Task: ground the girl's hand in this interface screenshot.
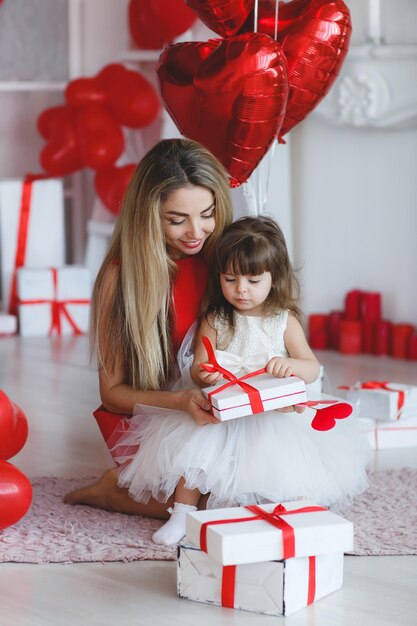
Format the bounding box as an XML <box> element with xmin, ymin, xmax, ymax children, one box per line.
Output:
<box><xmin>177</xmin><ymin>389</ymin><xmax>220</xmax><ymax>426</ymax></box>
<box><xmin>266</xmin><ymin>357</ymin><xmax>294</xmax><ymax>378</ymax></box>
<box><xmin>196</xmin><ymin>363</ymin><xmax>224</xmax><ymax>387</ymax></box>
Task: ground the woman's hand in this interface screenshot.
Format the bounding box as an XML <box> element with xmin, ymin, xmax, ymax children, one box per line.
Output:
<box><xmin>266</xmin><ymin>357</ymin><xmax>294</xmax><ymax>378</ymax></box>
<box><xmin>176</xmin><ymin>389</ymin><xmax>220</xmax><ymax>425</ymax></box>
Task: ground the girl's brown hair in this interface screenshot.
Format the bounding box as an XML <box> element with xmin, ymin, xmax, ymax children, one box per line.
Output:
<box><xmin>204</xmin><ymin>216</ymin><xmax>301</xmax><ymax>329</ymax></box>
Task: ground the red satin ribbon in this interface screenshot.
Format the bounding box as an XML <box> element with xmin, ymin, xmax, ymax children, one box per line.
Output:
<box><xmin>18</xmin><ymin>268</ymin><xmax>89</xmax><ymax>336</ymax></box>
<box><xmin>202</xmin><ymin>335</ymin><xmax>268</xmax><ymax>414</ymax></box>
<box><xmin>213</xmin><ymin>504</ymin><xmax>323</xmax><ymax>609</ymax></box>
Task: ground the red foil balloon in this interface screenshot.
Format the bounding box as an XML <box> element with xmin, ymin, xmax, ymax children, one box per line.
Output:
<box><xmin>185</xmin><ymin>0</ymin><xmax>253</xmax><ymax>37</ymax></box>
<box><xmin>0</xmin><ymin>460</ymin><xmax>32</xmax><ymax>530</ymax></box>
<box><xmin>158</xmin><ymin>33</ymin><xmax>288</xmax><ymax>187</ymax></box>
<box><xmin>94</xmin><ymin>164</ymin><xmax>137</xmax><ymax>216</ymax></box>
<box><xmin>0</xmin><ymin>390</ymin><xmax>28</xmax><ymax>460</ymax></box>
<box><xmin>241</xmin><ymin>0</ymin><xmax>352</xmax><ymax>140</ymax></box>
<box><xmin>129</xmin><ymin>0</ymin><xmax>197</xmax><ymax>50</ymax></box>
<box><xmin>38</xmin><ymin>106</ymin><xmax>83</xmax><ymax>176</ymax></box>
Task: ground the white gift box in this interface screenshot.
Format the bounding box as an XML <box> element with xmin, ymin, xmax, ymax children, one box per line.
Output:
<box><xmin>186</xmin><ymin>500</ymin><xmax>353</xmax><ymax>566</ymax></box>
<box><xmin>17</xmin><ymin>267</ymin><xmax>91</xmax><ymax>337</ymax></box>
<box><xmin>178</xmin><ymin>543</ymin><xmax>344</xmax><ymax>617</ymax></box>
<box><xmin>203</xmin><ymin>374</ymin><xmax>307</xmax><ymax>421</ymax></box>
<box><xmin>0</xmin><ymin>178</ymin><xmax>65</xmax><ymax>313</ymax></box>
<box><xmin>359</xmin><ymin>416</ymin><xmax>417</xmax><ymax>449</ymax></box>
<box><xmin>0</xmin><ymin>313</ymin><xmax>17</xmax><ymax>336</ymax></box>
<box><xmin>344</xmin><ymin>382</ymin><xmax>417</xmax><ymax>422</ymax></box>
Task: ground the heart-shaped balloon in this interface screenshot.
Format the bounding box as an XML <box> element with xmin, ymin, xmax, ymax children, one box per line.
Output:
<box><xmin>241</xmin><ymin>0</ymin><xmax>352</xmax><ymax>140</ymax></box>
<box><xmin>65</xmin><ymin>76</ymin><xmax>106</xmax><ymax>108</ymax></box>
<box><xmin>74</xmin><ymin>104</ymin><xmax>125</xmax><ymax>170</ymax></box>
<box><xmin>38</xmin><ymin>106</ymin><xmax>84</xmax><ymax>176</ymax></box>
<box><xmin>0</xmin><ymin>460</ymin><xmax>32</xmax><ymax>530</ymax></box>
<box><xmin>94</xmin><ymin>164</ymin><xmax>136</xmax><ymax>215</ymax></box>
<box><xmin>311</xmin><ymin>402</ymin><xmax>353</xmax><ymax>431</ymax></box>
<box><xmin>129</xmin><ymin>0</ymin><xmax>197</xmax><ymax>50</ymax></box>
<box><xmin>185</xmin><ymin>0</ymin><xmax>253</xmax><ymax>37</ymax></box>
<box><xmin>158</xmin><ymin>33</ymin><xmax>288</xmax><ymax>187</ymax></box>
<box><xmin>0</xmin><ymin>390</ymin><xmax>28</xmax><ymax>461</ymax></box>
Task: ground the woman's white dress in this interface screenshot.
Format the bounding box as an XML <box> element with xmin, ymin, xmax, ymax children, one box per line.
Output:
<box><xmin>115</xmin><ymin>311</ymin><xmax>371</xmax><ymax>510</ymax></box>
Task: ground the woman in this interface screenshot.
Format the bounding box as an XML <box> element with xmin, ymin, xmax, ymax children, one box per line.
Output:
<box><xmin>64</xmin><ymin>138</ymin><xmax>234</xmax><ymax>518</ymax></box>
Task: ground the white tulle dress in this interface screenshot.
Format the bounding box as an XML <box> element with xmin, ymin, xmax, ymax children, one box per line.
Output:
<box><xmin>115</xmin><ymin>311</ymin><xmax>372</xmax><ymax>510</ymax></box>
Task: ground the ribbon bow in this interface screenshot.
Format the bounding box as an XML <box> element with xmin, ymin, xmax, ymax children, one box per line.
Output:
<box><xmin>201</xmin><ymin>335</ymin><xmax>268</xmax><ymax>414</ymax></box>
<box><xmin>340</xmin><ymin>380</ymin><xmax>406</xmax><ymax>419</ymax></box>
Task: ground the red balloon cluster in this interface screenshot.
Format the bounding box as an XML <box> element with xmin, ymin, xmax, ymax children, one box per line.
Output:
<box><xmin>128</xmin><ymin>0</ymin><xmax>197</xmax><ymax>50</ymax></box>
<box><xmin>0</xmin><ymin>390</ymin><xmax>32</xmax><ymax>531</ymax></box>
<box><xmin>38</xmin><ymin>64</ymin><xmax>160</xmax><ymax>215</ymax></box>
<box><xmin>159</xmin><ymin>0</ymin><xmax>351</xmax><ymax>186</ymax></box>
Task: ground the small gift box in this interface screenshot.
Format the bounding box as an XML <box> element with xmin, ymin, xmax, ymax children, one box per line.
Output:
<box><xmin>203</xmin><ymin>374</ymin><xmax>307</xmax><ymax>421</ymax></box>
<box><xmin>178</xmin><ymin>543</ymin><xmax>344</xmax><ymax>617</ymax></box>
<box><xmin>17</xmin><ymin>266</ymin><xmax>91</xmax><ymax>337</ymax></box>
<box><xmin>343</xmin><ymin>381</ymin><xmax>417</xmax><ymax>422</ymax></box>
<box><xmin>359</xmin><ymin>416</ymin><xmax>417</xmax><ymax>449</ymax></box>
<box><xmin>0</xmin><ymin>313</ymin><xmax>17</xmax><ymax>336</ymax></box>
<box><xmin>0</xmin><ymin>178</ymin><xmax>65</xmax><ymax>314</ymax></box>
<box><xmin>186</xmin><ymin>501</ymin><xmax>353</xmax><ymax>566</ymax></box>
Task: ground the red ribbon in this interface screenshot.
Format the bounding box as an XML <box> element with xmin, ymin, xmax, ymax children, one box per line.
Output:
<box><xmin>18</xmin><ymin>268</ymin><xmax>89</xmax><ymax>336</ymax></box>
<box><xmin>341</xmin><ymin>381</ymin><xmax>405</xmax><ymax>420</ymax></box>
<box><xmin>213</xmin><ymin>504</ymin><xmax>323</xmax><ymax>609</ymax></box>
<box><xmin>202</xmin><ymin>335</ymin><xmax>268</xmax><ymax>414</ymax></box>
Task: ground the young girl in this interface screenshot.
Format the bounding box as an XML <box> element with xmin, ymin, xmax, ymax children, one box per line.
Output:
<box><xmin>116</xmin><ymin>217</ymin><xmax>371</xmax><ymax>545</ymax></box>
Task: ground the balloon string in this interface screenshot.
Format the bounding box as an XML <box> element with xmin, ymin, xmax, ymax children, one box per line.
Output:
<box><xmin>253</xmin><ymin>0</ymin><xmax>258</xmax><ymax>33</ymax></box>
<box><xmin>274</xmin><ymin>0</ymin><xmax>279</xmax><ymax>40</ymax></box>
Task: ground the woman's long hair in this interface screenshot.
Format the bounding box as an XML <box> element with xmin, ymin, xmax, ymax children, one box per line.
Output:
<box><xmin>91</xmin><ymin>138</ymin><xmax>233</xmax><ymax>390</ymax></box>
<box><xmin>204</xmin><ymin>216</ymin><xmax>301</xmax><ymax>332</ymax></box>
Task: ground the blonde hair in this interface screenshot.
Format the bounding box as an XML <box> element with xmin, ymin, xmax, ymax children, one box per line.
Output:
<box><xmin>204</xmin><ymin>216</ymin><xmax>301</xmax><ymax>329</ymax></box>
<box><xmin>91</xmin><ymin>138</ymin><xmax>233</xmax><ymax>390</ymax></box>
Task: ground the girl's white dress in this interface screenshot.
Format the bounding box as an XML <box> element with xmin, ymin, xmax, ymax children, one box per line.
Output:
<box><xmin>115</xmin><ymin>311</ymin><xmax>371</xmax><ymax>510</ymax></box>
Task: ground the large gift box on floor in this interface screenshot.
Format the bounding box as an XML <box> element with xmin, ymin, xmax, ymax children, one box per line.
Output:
<box><xmin>203</xmin><ymin>375</ymin><xmax>307</xmax><ymax>421</ymax></box>
<box><xmin>0</xmin><ymin>313</ymin><xmax>17</xmax><ymax>336</ymax></box>
<box><xmin>17</xmin><ymin>267</ymin><xmax>91</xmax><ymax>336</ymax></box>
<box><xmin>0</xmin><ymin>178</ymin><xmax>65</xmax><ymax>313</ymax></box>
<box><xmin>359</xmin><ymin>416</ymin><xmax>417</xmax><ymax>449</ymax></box>
<box><xmin>178</xmin><ymin>543</ymin><xmax>344</xmax><ymax>617</ymax></box>
<box><xmin>343</xmin><ymin>381</ymin><xmax>417</xmax><ymax>422</ymax></box>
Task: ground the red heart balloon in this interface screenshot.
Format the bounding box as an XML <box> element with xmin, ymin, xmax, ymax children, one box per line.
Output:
<box><xmin>158</xmin><ymin>33</ymin><xmax>288</xmax><ymax>187</ymax></box>
<box><xmin>0</xmin><ymin>460</ymin><xmax>32</xmax><ymax>530</ymax></box>
<box><xmin>185</xmin><ymin>0</ymin><xmax>253</xmax><ymax>37</ymax></box>
<box><xmin>94</xmin><ymin>164</ymin><xmax>136</xmax><ymax>215</ymax></box>
<box><xmin>241</xmin><ymin>0</ymin><xmax>352</xmax><ymax>140</ymax></box>
<box><xmin>65</xmin><ymin>76</ymin><xmax>106</xmax><ymax>108</ymax></box>
<box><xmin>38</xmin><ymin>106</ymin><xmax>84</xmax><ymax>176</ymax></box>
<box><xmin>311</xmin><ymin>402</ymin><xmax>353</xmax><ymax>431</ymax></box>
<box><xmin>74</xmin><ymin>104</ymin><xmax>125</xmax><ymax>170</ymax></box>
<box><xmin>0</xmin><ymin>390</ymin><xmax>29</xmax><ymax>460</ymax></box>
<box><xmin>129</xmin><ymin>0</ymin><xmax>197</xmax><ymax>50</ymax></box>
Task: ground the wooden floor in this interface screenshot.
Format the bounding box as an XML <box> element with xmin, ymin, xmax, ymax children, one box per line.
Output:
<box><xmin>1</xmin><ymin>336</ymin><xmax>417</xmax><ymax>626</ymax></box>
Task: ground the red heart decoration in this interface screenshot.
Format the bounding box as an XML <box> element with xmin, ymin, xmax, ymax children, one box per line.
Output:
<box><xmin>0</xmin><ymin>460</ymin><xmax>32</xmax><ymax>530</ymax></box>
<box><xmin>38</xmin><ymin>106</ymin><xmax>84</xmax><ymax>176</ymax></box>
<box><xmin>129</xmin><ymin>0</ymin><xmax>197</xmax><ymax>50</ymax></box>
<box><xmin>94</xmin><ymin>164</ymin><xmax>136</xmax><ymax>215</ymax></box>
<box><xmin>158</xmin><ymin>33</ymin><xmax>288</xmax><ymax>187</ymax></box>
<box><xmin>65</xmin><ymin>76</ymin><xmax>106</xmax><ymax>108</ymax></box>
<box><xmin>241</xmin><ymin>0</ymin><xmax>352</xmax><ymax>140</ymax></box>
<box><xmin>74</xmin><ymin>104</ymin><xmax>125</xmax><ymax>170</ymax></box>
<box><xmin>0</xmin><ymin>390</ymin><xmax>28</xmax><ymax>461</ymax></box>
<box><xmin>185</xmin><ymin>0</ymin><xmax>253</xmax><ymax>37</ymax></box>
<box><xmin>311</xmin><ymin>402</ymin><xmax>353</xmax><ymax>431</ymax></box>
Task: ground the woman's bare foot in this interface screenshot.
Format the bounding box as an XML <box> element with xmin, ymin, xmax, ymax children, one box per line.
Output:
<box><xmin>64</xmin><ymin>468</ymin><xmax>119</xmax><ymax>510</ymax></box>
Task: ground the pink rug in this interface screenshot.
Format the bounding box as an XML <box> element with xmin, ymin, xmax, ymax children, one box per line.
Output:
<box><xmin>0</xmin><ymin>469</ymin><xmax>416</xmax><ymax>563</ymax></box>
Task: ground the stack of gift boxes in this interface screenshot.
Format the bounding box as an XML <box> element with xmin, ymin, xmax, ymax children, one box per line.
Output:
<box><xmin>339</xmin><ymin>381</ymin><xmax>417</xmax><ymax>450</ymax></box>
<box><xmin>178</xmin><ymin>501</ymin><xmax>354</xmax><ymax>616</ymax></box>
<box><xmin>0</xmin><ymin>177</ymin><xmax>91</xmax><ymax>336</ymax></box>
<box><xmin>308</xmin><ymin>289</ymin><xmax>417</xmax><ymax>360</ymax></box>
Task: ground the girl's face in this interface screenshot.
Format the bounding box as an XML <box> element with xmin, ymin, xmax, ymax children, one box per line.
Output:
<box><xmin>162</xmin><ymin>185</ymin><xmax>215</xmax><ymax>260</ymax></box>
<box><xmin>220</xmin><ymin>270</ymin><xmax>272</xmax><ymax>316</ymax></box>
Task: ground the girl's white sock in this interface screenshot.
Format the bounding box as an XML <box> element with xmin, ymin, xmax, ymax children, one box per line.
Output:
<box><xmin>152</xmin><ymin>502</ymin><xmax>197</xmax><ymax>546</ymax></box>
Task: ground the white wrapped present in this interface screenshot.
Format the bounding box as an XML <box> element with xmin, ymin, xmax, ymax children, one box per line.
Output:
<box><xmin>0</xmin><ymin>313</ymin><xmax>17</xmax><ymax>336</ymax></box>
<box><xmin>186</xmin><ymin>500</ymin><xmax>353</xmax><ymax>566</ymax></box>
<box><xmin>359</xmin><ymin>416</ymin><xmax>417</xmax><ymax>449</ymax></box>
<box><xmin>342</xmin><ymin>381</ymin><xmax>417</xmax><ymax>421</ymax></box>
<box><xmin>0</xmin><ymin>177</ymin><xmax>65</xmax><ymax>314</ymax></box>
<box><xmin>17</xmin><ymin>267</ymin><xmax>91</xmax><ymax>337</ymax></box>
<box><xmin>178</xmin><ymin>543</ymin><xmax>344</xmax><ymax>617</ymax></box>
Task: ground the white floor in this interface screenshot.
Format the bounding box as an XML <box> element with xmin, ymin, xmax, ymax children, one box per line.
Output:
<box><xmin>1</xmin><ymin>336</ymin><xmax>417</xmax><ymax>626</ymax></box>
